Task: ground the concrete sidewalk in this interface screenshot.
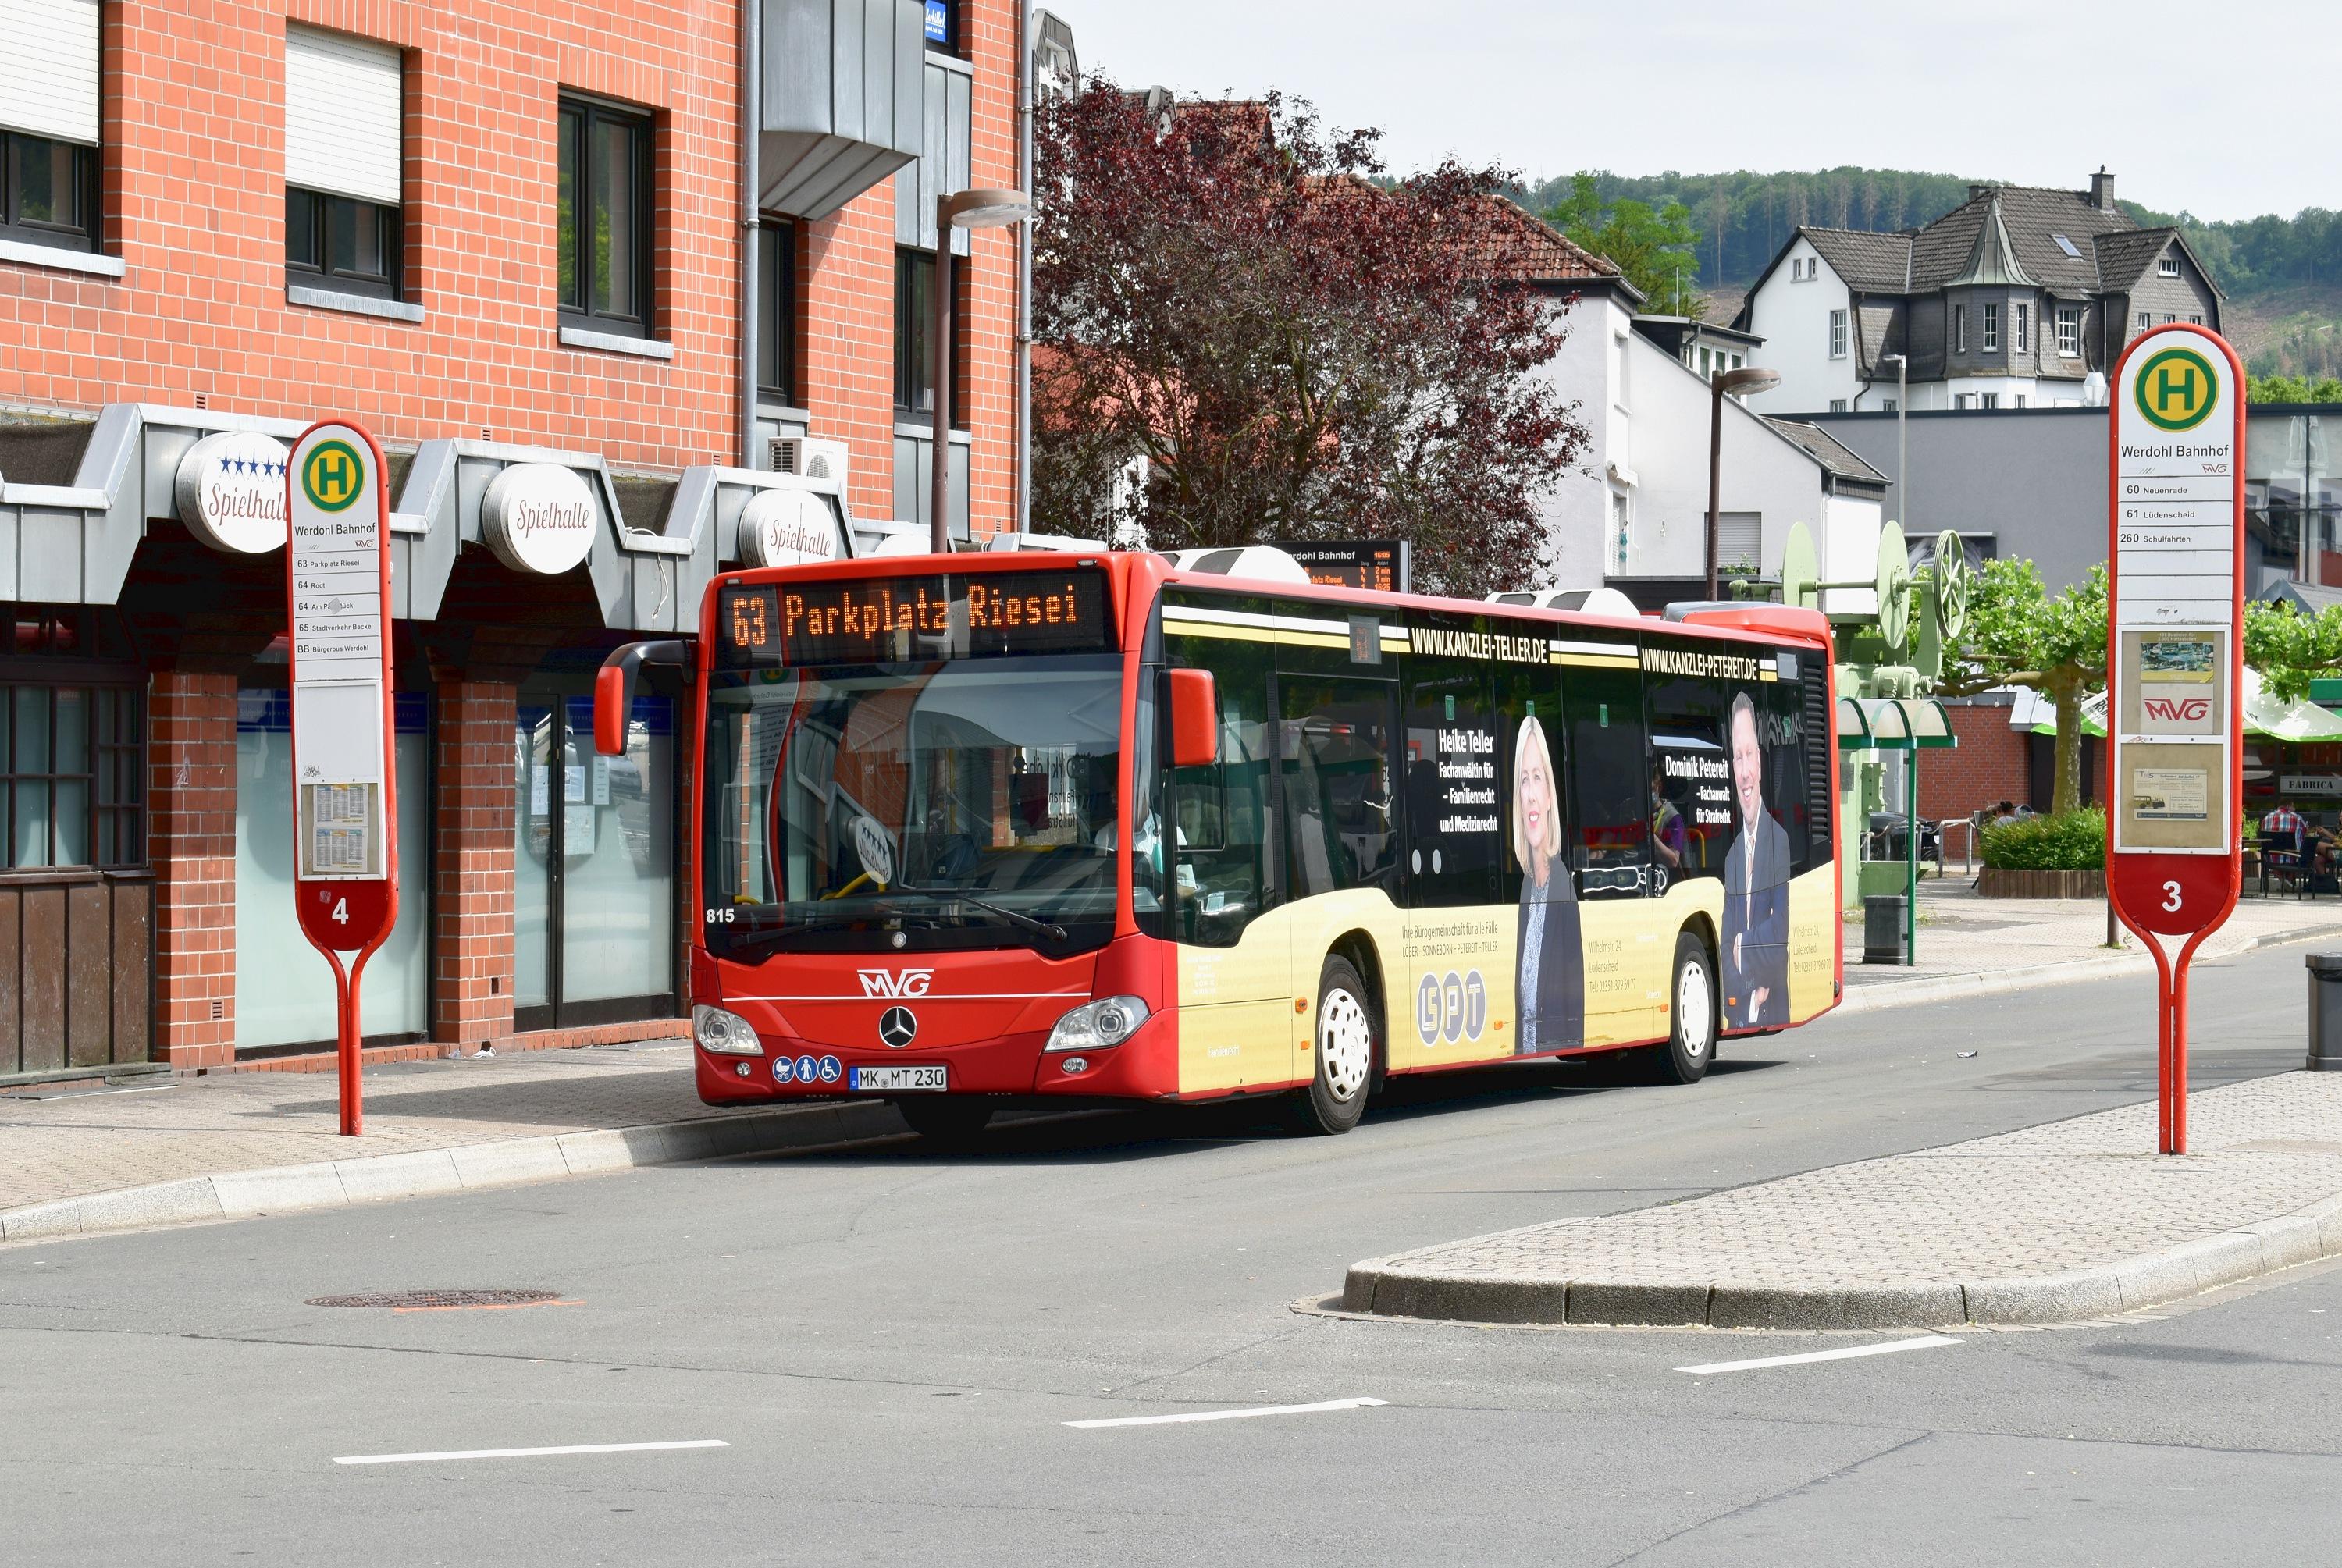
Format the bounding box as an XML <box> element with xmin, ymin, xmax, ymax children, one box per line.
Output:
<box><xmin>1838</xmin><ymin>882</ymin><xmax>2342</xmax><ymax>1012</ymax></box>
<box><xmin>1344</xmin><ymin>1072</ymin><xmax>2342</xmax><ymax>1331</ymax></box>
<box><xmin>0</xmin><ymin>1039</ymin><xmax>904</xmax><ymax>1245</ymax></box>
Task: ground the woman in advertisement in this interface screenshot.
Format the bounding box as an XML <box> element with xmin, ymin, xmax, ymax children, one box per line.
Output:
<box><xmin>1513</xmin><ymin>715</ymin><xmax>1584</xmax><ymax>1054</ymax></box>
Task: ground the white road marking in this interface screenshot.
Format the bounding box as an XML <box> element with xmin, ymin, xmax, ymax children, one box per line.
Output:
<box><xmin>1676</xmin><ymin>1335</ymin><xmax>1962</xmax><ymax>1376</ymax></box>
<box><xmin>333</xmin><ymin>1440</ymin><xmax>729</xmax><ymax>1466</ymax></box>
<box><xmin>1065</xmin><ymin>1397</ymin><xmax>1388</xmax><ymax>1429</ymax></box>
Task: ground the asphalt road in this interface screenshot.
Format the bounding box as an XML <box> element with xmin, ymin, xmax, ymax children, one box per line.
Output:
<box><xmin>5</xmin><ymin>940</ymin><xmax>2338</xmax><ymax>1566</ymax></box>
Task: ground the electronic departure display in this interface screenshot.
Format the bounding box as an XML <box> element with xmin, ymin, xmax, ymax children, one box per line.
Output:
<box><xmin>714</xmin><ymin>569</ymin><xmax>1115</xmax><ymax>668</ymax></box>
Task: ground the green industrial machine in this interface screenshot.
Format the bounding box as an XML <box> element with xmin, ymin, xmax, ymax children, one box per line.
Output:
<box><xmin>1754</xmin><ymin>521</ymin><xmax>1966</xmax><ymax>961</ymax></box>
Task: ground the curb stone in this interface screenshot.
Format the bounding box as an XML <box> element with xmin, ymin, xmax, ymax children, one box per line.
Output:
<box><xmin>1341</xmin><ymin>1190</ymin><xmax>2342</xmax><ymax>1332</ymax></box>
<box><xmin>0</xmin><ymin>1100</ymin><xmax>906</xmax><ymax>1247</ymax></box>
<box><xmin>1836</xmin><ymin>920</ymin><xmax>2342</xmax><ymax>1015</ymax></box>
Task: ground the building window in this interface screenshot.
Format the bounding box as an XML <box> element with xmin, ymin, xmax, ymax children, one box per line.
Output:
<box><xmin>284</xmin><ymin>27</ymin><xmax>405</xmax><ymax>300</ymax></box>
<box><xmin>1828</xmin><ymin>399</ymin><xmax>1847</xmax><ymax>413</ymax></box>
<box><xmin>1954</xmin><ymin>304</ymin><xmax>1967</xmax><ymax>352</ymax></box>
<box><xmin>2056</xmin><ymin>305</ymin><xmax>2081</xmax><ymax>357</ymax></box>
<box><xmin>0</xmin><ymin>0</ymin><xmax>102</xmax><ymax>255</ymax></box>
<box><xmin>2188</xmin><ymin>313</ymin><xmax>2202</xmax><ymax>325</ymax></box>
<box><xmin>924</xmin><ymin>0</ymin><xmax>956</xmax><ymax>48</ymax></box>
<box><xmin>2013</xmin><ymin>302</ymin><xmax>2028</xmax><ymax>354</ymax></box>
<box><xmin>895</xmin><ymin>247</ymin><xmax>936</xmax><ymax>414</ymax></box>
<box><xmin>1981</xmin><ymin>304</ymin><xmax>1999</xmax><ymax>352</ymax></box>
<box><xmin>1882</xmin><ymin>398</ymin><xmax>1899</xmax><ymax>413</ymax></box>
<box><xmin>1728</xmin><ymin>354</ymin><xmax>1742</xmax><ymax>371</ymax></box>
<box><xmin>2136</xmin><ymin>311</ymin><xmax>2151</xmax><ymax>334</ymax></box>
<box><xmin>0</xmin><ymin>610</ymin><xmax>144</xmax><ymax>871</ymax></box>
<box><xmin>1828</xmin><ymin>309</ymin><xmax>1848</xmax><ymax>359</ymax></box>
<box><xmin>757</xmin><ymin>219</ymin><xmax>796</xmax><ymax>404</ymax></box>
<box><xmin>286</xmin><ymin>190</ymin><xmax>402</xmax><ymax>298</ymax></box>
<box><xmin>2014</xmin><ymin>394</ymin><xmax>2027</xmax><ymax>408</ymax></box>
<box><xmin>1980</xmin><ymin>393</ymin><xmax>2000</xmax><ymax>410</ymax></box>
<box><xmin>2159</xmin><ymin>255</ymin><xmax>2180</xmax><ymax>277</ymax></box>
<box><xmin>558</xmin><ymin>96</ymin><xmax>654</xmax><ymax>334</ymax></box>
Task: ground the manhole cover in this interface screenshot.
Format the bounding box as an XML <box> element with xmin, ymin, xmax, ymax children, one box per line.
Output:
<box><xmin>305</xmin><ymin>1289</ymin><xmax>561</xmax><ymax>1309</ymax></box>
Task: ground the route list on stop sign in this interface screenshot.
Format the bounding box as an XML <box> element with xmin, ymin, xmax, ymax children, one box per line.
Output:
<box><xmin>2115</xmin><ymin>440</ymin><xmax>2235</xmax><ymax>627</ymax></box>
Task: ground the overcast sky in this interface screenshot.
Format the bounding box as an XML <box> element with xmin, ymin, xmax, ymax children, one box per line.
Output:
<box><xmin>1050</xmin><ymin>0</ymin><xmax>2326</xmax><ymax>224</ymax></box>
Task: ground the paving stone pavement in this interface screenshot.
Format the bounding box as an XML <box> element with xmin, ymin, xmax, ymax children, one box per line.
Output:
<box><xmin>1841</xmin><ymin>881</ymin><xmax>2342</xmax><ymax>994</ymax></box>
<box><xmin>0</xmin><ymin>1039</ymin><xmax>715</xmax><ymax>1214</ymax></box>
<box><xmin>1345</xmin><ymin>1072</ymin><xmax>2342</xmax><ymax>1330</ymax></box>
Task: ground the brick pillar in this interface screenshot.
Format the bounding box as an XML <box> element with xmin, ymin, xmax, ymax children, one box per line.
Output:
<box><xmin>433</xmin><ymin>678</ymin><xmax>518</xmax><ymax>1047</ymax></box>
<box><xmin>150</xmin><ymin>670</ymin><xmax>239</xmax><ymax>1068</ymax></box>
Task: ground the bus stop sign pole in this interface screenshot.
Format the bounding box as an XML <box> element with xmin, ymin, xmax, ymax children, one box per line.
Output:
<box><xmin>285</xmin><ymin>420</ymin><xmax>400</xmax><ymax>1137</ymax></box>
<box><xmin>2103</xmin><ymin>324</ymin><xmax>2246</xmax><ymax>1156</ymax></box>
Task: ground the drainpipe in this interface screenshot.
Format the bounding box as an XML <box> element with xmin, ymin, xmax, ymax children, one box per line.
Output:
<box><xmin>739</xmin><ymin>0</ymin><xmax>761</xmax><ymax>471</ymax></box>
<box><xmin>1013</xmin><ymin>4</ymin><xmax>1034</xmax><ymax>538</ymax></box>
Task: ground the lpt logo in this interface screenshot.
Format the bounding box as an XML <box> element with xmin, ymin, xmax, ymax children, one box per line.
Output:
<box><xmin>2134</xmin><ymin>346</ymin><xmax>2218</xmax><ymax>433</ymax></box>
<box><xmin>302</xmin><ymin>439</ymin><xmax>365</xmax><ymax>511</ymax></box>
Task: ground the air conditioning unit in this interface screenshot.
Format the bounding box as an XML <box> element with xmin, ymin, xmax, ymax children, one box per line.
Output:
<box><xmin>767</xmin><ymin>436</ymin><xmax>850</xmax><ymax>485</ymax></box>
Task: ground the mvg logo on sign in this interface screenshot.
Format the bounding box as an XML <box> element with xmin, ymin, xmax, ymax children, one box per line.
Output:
<box><xmin>2144</xmin><ymin>696</ymin><xmax>2212</xmax><ymax>724</ymax></box>
<box><xmin>858</xmin><ymin>969</ymin><xmax>934</xmax><ymax>998</ymax></box>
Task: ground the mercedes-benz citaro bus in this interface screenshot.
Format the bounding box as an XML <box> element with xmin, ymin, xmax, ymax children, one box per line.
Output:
<box><xmin>592</xmin><ymin>547</ymin><xmax>1841</xmax><ymax>1141</ymax></box>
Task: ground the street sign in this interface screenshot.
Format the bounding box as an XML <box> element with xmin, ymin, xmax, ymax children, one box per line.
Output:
<box><xmin>2105</xmin><ymin>322</ymin><xmax>2246</xmax><ymax>1155</ymax></box>
<box><xmin>286</xmin><ymin>419</ymin><xmax>400</xmax><ymax>1136</ymax></box>
<box><xmin>1276</xmin><ymin>539</ymin><xmax>1410</xmax><ymax>594</ymax></box>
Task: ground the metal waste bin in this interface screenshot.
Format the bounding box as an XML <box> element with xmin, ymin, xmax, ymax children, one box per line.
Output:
<box><xmin>2308</xmin><ymin>954</ymin><xmax>2342</xmax><ymax>1071</ymax></box>
<box><xmin>1863</xmin><ymin>894</ymin><xmax>1907</xmax><ymax>965</ymax></box>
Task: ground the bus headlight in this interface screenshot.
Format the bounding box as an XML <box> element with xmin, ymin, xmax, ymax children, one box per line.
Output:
<box><xmin>1046</xmin><ymin>996</ymin><xmax>1150</xmax><ymax>1053</ymax></box>
<box><xmin>694</xmin><ymin>1004</ymin><xmax>764</xmax><ymax>1056</ymax></box>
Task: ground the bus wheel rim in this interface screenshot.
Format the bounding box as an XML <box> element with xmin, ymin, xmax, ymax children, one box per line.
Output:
<box><xmin>1319</xmin><ymin>989</ymin><xmax>1372</xmax><ymax>1101</ymax></box>
<box><xmin>1678</xmin><ymin>959</ymin><xmax>1710</xmax><ymax>1057</ymax></box>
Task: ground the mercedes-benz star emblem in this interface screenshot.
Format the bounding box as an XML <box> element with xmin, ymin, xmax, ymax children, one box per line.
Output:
<box><xmin>878</xmin><ymin>1006</ymin><xmax>918</xmax><ymax>1048</ymax></box>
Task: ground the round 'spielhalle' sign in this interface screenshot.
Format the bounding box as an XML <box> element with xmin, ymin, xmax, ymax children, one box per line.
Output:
<box><xmin>737</xmin><ymin>487</ymin><xmax>845</xmax><ymax>569</ymax></box>
<box><xmin>481</xmin><ymin>463</ymin><xmax>597</xmax><ymax>574</ymax></box>
<box><xmin>174</xmin><ymin>431</ymin><xmax>292</xmax><ymax>553</ymax></box>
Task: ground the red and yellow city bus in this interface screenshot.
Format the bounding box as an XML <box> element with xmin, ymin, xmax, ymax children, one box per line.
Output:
<box><xmin>594</xmin><ymin>549</ymin><xmax>1841</xmax><ymax>1139</ymax></box>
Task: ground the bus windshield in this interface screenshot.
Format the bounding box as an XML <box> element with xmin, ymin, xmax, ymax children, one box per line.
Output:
<box><xmin>701</xmin><ymin>654</ymin><xmax>1126</xmax><ymax>956</ymax></box>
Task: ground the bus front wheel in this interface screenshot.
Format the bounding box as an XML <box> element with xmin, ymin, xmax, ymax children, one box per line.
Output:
<box><xmin>1294</xmin><ymin>955</ymin><xmax>1376</xmax><ymax>1136</ymax></box>
<box><xmin>1654</xmin><ymin>929</ymin><xmax>1717</xmax><ymax>1085</ymax></box>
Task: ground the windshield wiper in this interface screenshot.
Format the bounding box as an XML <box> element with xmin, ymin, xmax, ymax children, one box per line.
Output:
<box><xmin>877</xmin><ymin>881</ymin><xmax>1068</xmax><ymax>942</ymax></box>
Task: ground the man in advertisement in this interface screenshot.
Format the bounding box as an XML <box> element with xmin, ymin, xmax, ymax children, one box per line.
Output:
<box><xmin>1721</xmin><ymin>692</ymin><xmax>1790</xmax><ymax>1027</ymax></box>
<box><xmin>1512</xmin><ymin>714</ymin><xmax>1584</xmax><ymax>1054</ymax></box>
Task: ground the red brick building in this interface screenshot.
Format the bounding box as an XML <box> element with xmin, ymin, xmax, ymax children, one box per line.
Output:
<box><xmin>0</xmin><ymin>0</ymin><xmax>1045</xmax><ymax>1080</ymax></box>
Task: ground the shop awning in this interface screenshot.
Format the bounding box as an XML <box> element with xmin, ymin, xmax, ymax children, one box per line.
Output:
<box><xmin>1838</xmin><ymin>695</ymin><xmax>1957</xmax><ymax>752</ymax></box>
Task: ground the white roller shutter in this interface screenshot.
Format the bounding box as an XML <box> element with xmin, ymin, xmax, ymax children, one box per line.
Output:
<box><xmin>284</xmin><ymin>25</ymin><xmax>402</xmax><ymax>205</ymax></box>
<box><xmin>0</xmin><ymin>0</ymin><xmax>101</xmax><ymax>145</ymax></box>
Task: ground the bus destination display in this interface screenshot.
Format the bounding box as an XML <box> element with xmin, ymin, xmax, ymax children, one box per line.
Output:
<box><xmin>717</xmin><ymin>569</ymin><xmax>1114</xmax><ymax>667</ymax></box>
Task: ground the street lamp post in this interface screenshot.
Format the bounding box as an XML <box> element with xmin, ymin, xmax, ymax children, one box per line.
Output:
<box><xmin>1705</xmin><ymin>364</ymin><xmax>1782</xmax><ymax>599</ymax></box>
<box><xmin>929</xmin><ymin>187</ymin><xmax>1034</xmax><ymax>555</ymax></box>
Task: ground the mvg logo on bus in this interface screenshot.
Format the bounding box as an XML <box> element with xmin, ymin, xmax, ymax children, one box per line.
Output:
<box><xmin>2142</xmin><ymin>696</ymin><xmax>2212</xmax><ymax>724</ymax></box>
<box><xmin>858</xmin><ymin>969</ymin><xmax>934</xmax><ymax>998</ymax></box>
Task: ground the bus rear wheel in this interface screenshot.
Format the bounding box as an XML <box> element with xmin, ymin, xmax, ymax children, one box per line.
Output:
<box><xmin>896</xmin><ymin>1097</ymin><xmax>994</xmax><ymax>1144</ymax></box>
<box><xmin>1653</xmin><ymin>928</ymin><xmax>1717</xmax><ymax>1085</ymax></box>
<box><xmin>1294</xmin><ymin>955</ymin><xmax>1375</xmax><ymax>1136</ymax></box>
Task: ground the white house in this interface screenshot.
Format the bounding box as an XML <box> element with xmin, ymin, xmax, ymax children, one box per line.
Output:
<box><xmin>1463</xmin><ymin>198</ymin><xmax>1888</xmax><ymax>605</ymax></box>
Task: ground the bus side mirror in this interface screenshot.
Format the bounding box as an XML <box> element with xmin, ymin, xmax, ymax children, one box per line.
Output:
<box><xmin>1167</xmin><ymin>667</ymin><xmax>1219</xmax><ymax>770</ymax></box>
<box><xmin>594</xmin><ymin>639</ymin><xmax>692</xmax><ymax>757</ymax></box>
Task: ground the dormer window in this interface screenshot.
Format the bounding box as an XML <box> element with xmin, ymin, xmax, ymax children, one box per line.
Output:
<box><xmin>2158</xmin><ymin>255</ymin><xmax>2181</xmax><ymax>278</ymax></box>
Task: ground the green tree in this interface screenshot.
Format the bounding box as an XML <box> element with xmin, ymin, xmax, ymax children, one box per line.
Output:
<box><xmin>1544</xmin><ymin>172</ymin><xmax>1707</xmax><ymax>317</ymax></box>
<box><xmin>2246</xmin><ymin>599</ymin><xmax>2342</xmax><ymax>701</ymax></box>
<box><xmin>2250</xmin><ymin>372</ymin><xmax>2342</xmax><ymax>404</ymax></box>
<box><xmin>1939</xmin><ymin>559</ymin><xmax>2108</xmax><ymax>815</ymax></box>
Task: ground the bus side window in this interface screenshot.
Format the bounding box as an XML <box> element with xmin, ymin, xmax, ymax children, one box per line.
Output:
<box><xmin>1560</xmin><ymin>663</ymin><xmax>1648</xmax><ymax>898</ymax></box>
<box><xmin>1403</xmin><ymin>645</ymin><xmax>1498</xmax><ymax>908</ymax></box>
<box><xmin>1646</xmin><ymin>672</ymin><xmax>1734</xmax><ymax>884</ymax></box>
<box><xmin>1166</xmin><ymin>635</ymin><xmax>1275</xmax><ymax>948</ymax></box>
